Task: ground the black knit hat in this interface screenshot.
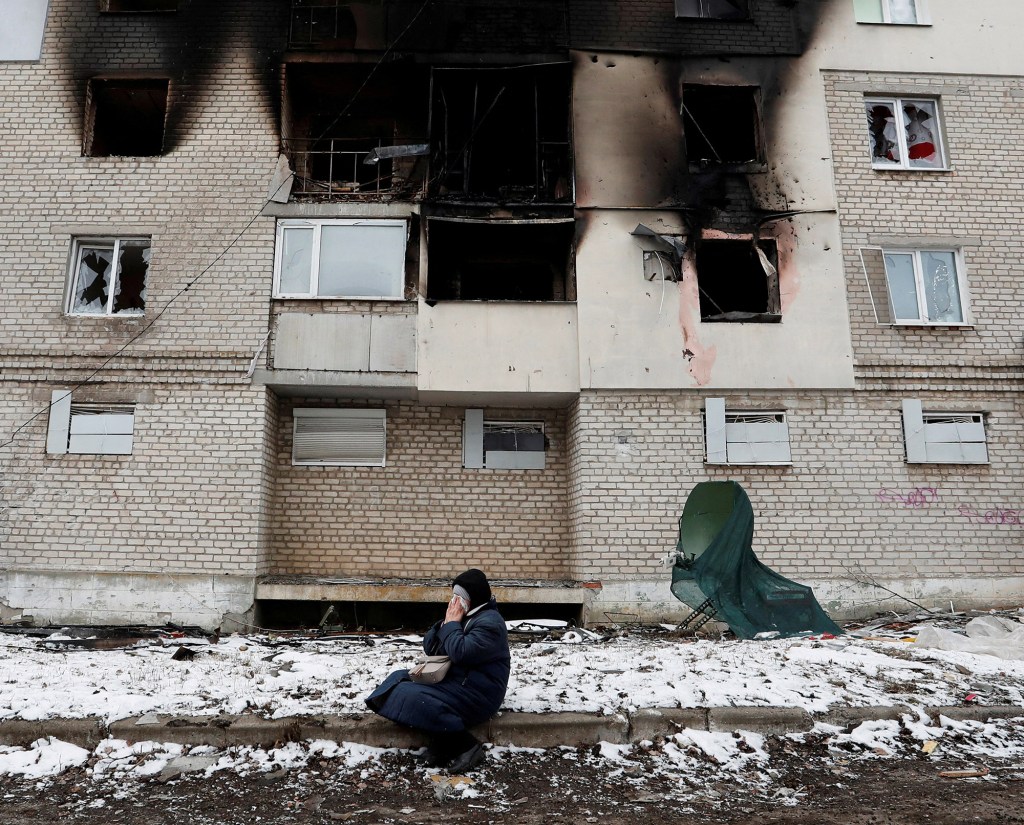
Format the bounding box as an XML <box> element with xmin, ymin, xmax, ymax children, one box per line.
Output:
<box><xmin>453</xmin><ymin>568</ymin><xmax>491</xmax><ymax>610</ymax></box>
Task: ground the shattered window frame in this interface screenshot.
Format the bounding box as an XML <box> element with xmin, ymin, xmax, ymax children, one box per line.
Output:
<box><xmin>273</xmin><ymin>218</ymin><xmax>409</xmax><ymax>300</ymax></box>
<box><xmin>882</xmin><ymin>248</ymin><xmax>968</xmax><ymax>325</ymax></box>
<box><xmin>865</xmin><ymin>96</ymin><xmax>946</xmax><ymax>171</ymax></box>
<box><xmin>674</xmin><ymin>0</ymin><xmax>750</xmax><ymax>20</ymax></box>
<box><xmin>66</xmin><ymin>236</ymin><xmax>151</xmax><ymax>318</ymax></box>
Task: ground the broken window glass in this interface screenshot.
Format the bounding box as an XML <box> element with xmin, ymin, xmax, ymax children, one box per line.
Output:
<box><xmin>695</xmin><ymin>238</ymin><xmax>780</xmax><ymax>322</ymax></box>
<box><xmin>865</xmin><ymin>97</ymin><xmax>942</xmax><ymax>169</ymax></box>
<box><xmin>68</xmin><ymin>238</ymin><xmax>150</xmax><ymax>316</ymax></box>
<box><xmin>85</xmin><ymin>78</ymin><xmax>169</xmax><ymax>157</ymax></box>
<box><xmin>883</xmin><ymin>249</ymin><xmax>964</xmax><ymax>324</ymax></box>
<box><xmin>682</xmin><ymin>86</ymin><xmax>762</xmax><ymax>166</ymax></box>
<box><xmin>426</xmin><ymin>219</ymin><xmax>575</xmax><ymax>302</ymax></box>
<box><xmin>675</xmin><ymin>0</ymin><xmax>748</xmax><ymax>19</ymax></box>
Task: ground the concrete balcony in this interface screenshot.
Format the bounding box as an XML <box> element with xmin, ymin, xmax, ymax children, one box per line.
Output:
<box><xmin>255</xmin><ymin>310</ymin><xmax>417</xmax><ymax>399</ymax></box>
<box><xmin>417</xmin><ymin>302</ymin><xmax>580</xmax><ymax>405</ymax></box>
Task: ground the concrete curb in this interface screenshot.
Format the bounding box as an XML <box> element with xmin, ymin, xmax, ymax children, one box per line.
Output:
<box><xmin>2</xmin><ymin>706</ymin><xmax>1021</xmax><ymax>750</ymax></box>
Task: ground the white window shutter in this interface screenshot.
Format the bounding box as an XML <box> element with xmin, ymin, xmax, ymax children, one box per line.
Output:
<box><xmin>463</xmin><ymin>409</ymin><xmax>484</xmax><ymax>469</ymax></box>
<box><xmin>705</xmin><ymin>398</ymin><xmax>727</xmax><ymax>464</ymax></box>
<box><xmin>68</xmin><ymin>409</ymin><xmax>134</xmax><ymax>455</ymax></box>
<box><xmin>46</xmin><ymin>390</ymin><xmax>72</xmax><ymax>455</ymax></box>
<box><xmin>902</xmin><ymin>399</ymin><xmax>927</xmax><ymax>463</ymax></box>
<box><xmin>292</xmin><ymin>409</ymin><xmax>386</xmax><ymax>466</ymax></box>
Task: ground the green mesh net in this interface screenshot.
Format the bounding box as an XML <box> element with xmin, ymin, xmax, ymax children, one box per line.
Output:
<box><xmin>671</xmin><ymin>481</ymin><xmax>842</xmax><ymax>639</ymax></box>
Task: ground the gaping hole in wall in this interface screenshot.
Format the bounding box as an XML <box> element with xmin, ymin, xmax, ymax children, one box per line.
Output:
<box><xmin>682</xmin><ymin>85</ymin><xmax>762</xmax><ymax>166</ymax></box>
<box><xmin>430</xmin><ymin>65</ymin><xmax>572</xmax><ymax>203</ymax></box>
<box><xmin>99</xmin><ymin>0</ymin><xmax>179</xmax><ymax>11</ymax></box>
<box><xmin>674</xmin><ymin>0</ymin><xmax>749</xmax><ymax>19</ymax></box>
<box><xmin>84</xmin><ymin>79</ymin><xmax>169</xmax><ymax>157</ymax></box>
<box><xmin>426</xmin><ymin>220</ymin><xmax>575</xmax><ymax>302</ymax></box>
<box><xmin>283</xmin><ymin>62</ymin><xmax>430</xmax><ymax>198</ymax></box>
<box><xmin>696</xmin><ymin>238</ymin><xmax>780</xmax><ymax>322</ymax></box>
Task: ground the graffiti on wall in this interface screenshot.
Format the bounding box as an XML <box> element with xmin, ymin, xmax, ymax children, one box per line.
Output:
<box><xmin>874</xmin><ymin>486</ymin><xmax>1022</xmax><ymax>527</ymax></box>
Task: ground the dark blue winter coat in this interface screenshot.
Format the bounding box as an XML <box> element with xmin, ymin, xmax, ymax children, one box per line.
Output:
<box><xmin>365</xmin><ymin>599</ymin><xmax>510</xmax><ymax>733</ymax></box>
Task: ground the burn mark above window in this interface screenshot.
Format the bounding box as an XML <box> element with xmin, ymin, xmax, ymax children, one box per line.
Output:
<box><xmin>426</xmin><ymin>220</ymin><xmax>575</xmax><ymax>302</ymax></box>
<box><xmin>84</xmin><ymin>79</ymin><xmax>169</xmax><ymax>157</ymax></box>
<box><xmin>696</xmin><ymin>238</ymin><xmax>780</xmax><ymax>323</ymax></box>
<box><xmin>682</xmin><ymin>86</ymin><xmax>763</xmax><ymax>167</ymax></box>
<box><xmin>674</xmin><ymin>0</ymin><xmax>749</xmax><ymax>20</ymax></box>
<box><xmin>431</xmin><ymin>65</ymin><xmax>572</xmax><ymax>204</ymax></box>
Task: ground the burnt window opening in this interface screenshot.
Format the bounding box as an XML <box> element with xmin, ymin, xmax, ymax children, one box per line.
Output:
<box><xmin>84</xmin><ymin>79</ymin><xmax>169</xmax><ymax>157</ymax></box>
<box><xmin>99</xmin><ymin>0</ymin><xmax>178</xmax><ymax>11</ymax></box>
<box><xmin>696</xmin><ymin>239</ymin><xmax>780</xmax><ymax>323</ymax></box>
<box><xmin>283</xmin><ymin>63</ymin><xmax>430</xmax><ymax>198</ymax></box>
<box><xmin>289</xmin><ymin>0</ymin><xmax>383</xmax><ymax>50</ymax></box>
<box><xmin>682</xmin><ymin>86</ymin><xmax>762</xmax><ymax>166</ymax></box>
<box><xmin>426</xmin><ymin>220</ymin><xmax>575</xmax><ymax>302</ymax></box>
<box><xmin>674</xmin><ymin>0</ymin><xmax>749</xmax><ymax>19</ymax></box>
<box><xmin>431</xmin><ymin>65</ymin><xmax>572</xmax><ymax>203</ymax></box>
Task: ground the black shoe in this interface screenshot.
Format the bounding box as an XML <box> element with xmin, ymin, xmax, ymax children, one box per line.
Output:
<box><xmin>447</xmin><ymin>742</ymin><xmax>486</xmax><ymax>774</ymax></box>
<box><xmin>414</xmin><ymin>747</ymin><xmax>448</xmax><ymax>768</ymax></box>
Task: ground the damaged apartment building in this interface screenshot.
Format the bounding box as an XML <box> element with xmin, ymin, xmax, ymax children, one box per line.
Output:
<box><xmin>0</xmin><ymin>0</ymin><xmax>1021</xmax><ymax>629</ymax></box>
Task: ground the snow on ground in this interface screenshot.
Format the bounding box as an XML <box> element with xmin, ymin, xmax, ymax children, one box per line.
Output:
<box><xmin>1</xmin><ymin>619</ymin><xmax>1023</xmax><ymax>723</ymax></box>
<box><xmin>0</xmin><ymin>613</ymin><xmax>1022</xmax><ymax>783</ymax></box>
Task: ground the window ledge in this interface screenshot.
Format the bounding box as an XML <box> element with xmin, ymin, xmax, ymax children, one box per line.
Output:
<box><xmin>706</xmin><ymin>462</ymin><xmax>793</xmax><ymax>468</ymax></box>
<box><xmin>855</xmin><ymin>21</ymin><xmax>932</xmax><ymax>26</ymax></box>
<box><xmin>870</xmin><ymin>165</ymin><xmax>951</xmax><ymax>173</ymax></box>
<box><xmin>273</xmin><ymin>295</ymin><xmax>409</xmax><ymax>302</ymax></box>
<box><xmin>888</xmin><ymin>322</ymin><xmax>974</xmax><ymax>329</ymax></box>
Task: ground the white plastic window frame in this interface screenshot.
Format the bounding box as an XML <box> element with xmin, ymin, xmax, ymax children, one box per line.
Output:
<box><xmin>2</xmin><ymin>0</ymin><xmax>49</xmax><ymax>61</ymax></box>
<box><xmin>291</xmin><ymin>408</ymin><xmax>387</xmax><ymax>467</ymax></box>
<box><xmin>902</xmin><ymin>400</ymin><xmax>988</xmax><ymax>464</ymax></box>
<box><xmin>882</xmin><ymin>247</ymin><xmax>969</xmax><ymax>326</ymax></box>
<box><xmin>854</xmin><ymin>0</ymin><xmax>930</xmax><ymax>25</ymax></box>
<box><xmin>46</xmin><ymin>390</ymin><xmax>135</xmax><ymax>456</ymax></box>
<box><xmin>272</xmin><ymin>218</ymin><xmax>407</xmax><ymax>300</ymax></box>
<box><xmin>865</xmin><ymin>96</ymin><xmax>946</xmax><ymax>171</ymax></box>
<box><xmin>66</xmin><ymin>236</ymin><xmax>150</xmax><ymax>317</ymax></box>
<box><xmin>704</xmin><ymin>398</ymin><xmax>792</xmax><ymax>466</ymax></box>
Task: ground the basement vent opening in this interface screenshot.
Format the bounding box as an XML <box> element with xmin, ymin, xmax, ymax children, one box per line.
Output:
<box><xmin>696</xmin><ymin>238</ymin><xmax>780</xmax><ymax>322</ymax></box>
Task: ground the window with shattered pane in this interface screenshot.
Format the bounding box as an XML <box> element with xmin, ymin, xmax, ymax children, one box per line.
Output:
<box><xmin>883</xmin><ymin>249</ymin><xmax>966</xmax><ymax>324</ymax></box>
<box><xmin>854</xmin><ymin>0</ymin><xmax>924</xmax><ymax>25</ymax></box>
<box><xmin>865</xmin><ymin>97</ymin><xmax>944</xmax><ymax>169</ymax></box>
<box><xmin>67</xmin><ymin>238</ymin><xmax>150</xmax><ymax>316</ymax></box>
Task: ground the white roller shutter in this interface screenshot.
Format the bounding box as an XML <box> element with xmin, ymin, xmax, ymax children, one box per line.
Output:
<box><xmin>292</xmin><ymin>408</ymin><xmax>386</xmax><ymax>466</ymax></box>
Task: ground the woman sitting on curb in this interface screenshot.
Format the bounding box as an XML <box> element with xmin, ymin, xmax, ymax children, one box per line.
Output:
<box><xmin>365</xmin><ymin>568</ymin><xmax>511</xmax><ymax>773</ymax></box>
